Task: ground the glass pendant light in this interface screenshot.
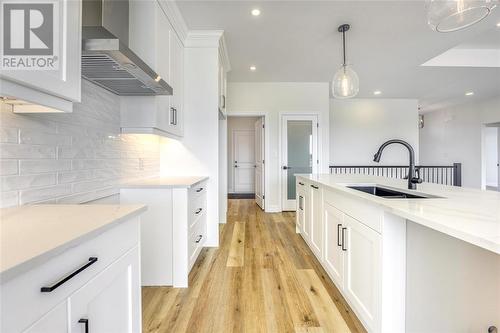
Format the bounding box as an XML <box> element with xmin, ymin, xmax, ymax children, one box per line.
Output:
<box><xmin>426</xmin><ymin>0</ymin><xmax>497</xmax><ymax>32</ymax></box>
<box><xmin>332</xmin><ymin>24</ymin><xmax>359</xmax><ymax>99</ymax></box>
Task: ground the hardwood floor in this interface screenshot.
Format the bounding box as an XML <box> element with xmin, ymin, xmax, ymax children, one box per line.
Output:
<box><xmin>142</xmin><ymin>199</ymin><xmax>366</xmax><ymax>333</ymax></box>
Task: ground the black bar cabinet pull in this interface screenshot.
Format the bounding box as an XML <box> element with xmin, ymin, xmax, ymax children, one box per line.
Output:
<box><xmin>337</xmin><ymin>224</ymin><xmax>342</xmax><ymax>246</ymax></box>
<box><xmin>78</xmin><ymin>318</ymin><xmax>89</xmax><ymax>333</ymax></box>
<box><xmin>311</xmin><ymin>185</ymin><xmax>319</xmax><ymax>189</ymax></box>
<box><xmin>195</xmin><ymin>208</ymin><xmax>203</xmax><ymax>215</ymax></box>
<box><xmin>341</xmin><ymin>228</ymin><xmax>347</xmax><ymax>251</ymax></box>
<box><xmin>195</xmin><ymin>235</ymin><xmax>203</xmax><ymax>243</ymax></box>
<box><xmin>196</xmin><ymin>187</ymin><xmax>204</xmax><ymax>193</ymax></box>
<box><xmin>41</xmin><ymin>257</ymin><xmax>98</xmax><ymax>292</ymax></box>
<box><xmin>298</xmin><ymin>182</ymin><xmax>304</xmax><ymax>186</ymax></box>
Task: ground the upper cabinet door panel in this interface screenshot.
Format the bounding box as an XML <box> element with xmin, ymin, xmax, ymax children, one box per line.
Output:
<box><xmin>0</xmin><ymin>0</ymin><xmax>82</xmax><ymax>102</ymax></box>
<box><xmin>128</xmin><ymin>0</ymin><xmax>157</xmax><ymax>71</ymax></box>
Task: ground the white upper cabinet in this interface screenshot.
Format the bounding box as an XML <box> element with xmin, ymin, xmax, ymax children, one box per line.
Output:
<box><xmin>0</xmin><ymin>0</ymin><xmax>82</xmax><ymax>112</ymax></box>
<box><xmin>121</xmin><ymin>0</ymin><xmax>184</xmax><ymax>138</ymax></box>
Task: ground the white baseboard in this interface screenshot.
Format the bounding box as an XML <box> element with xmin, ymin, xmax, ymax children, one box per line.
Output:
<box><xmin>265</xmin><ymin>205</ymin><xmax>281</xmax><ymax>213</ymax></box>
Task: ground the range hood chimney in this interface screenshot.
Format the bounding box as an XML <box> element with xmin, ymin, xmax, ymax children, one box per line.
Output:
<box><xmin>81</xmin><ymin>0</ymin><xmax>173</xmax><ymax>96</ymax></box>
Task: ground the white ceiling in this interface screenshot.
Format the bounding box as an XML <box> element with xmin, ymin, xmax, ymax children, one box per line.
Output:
<box><xmin>176</xmin><ymin>1</ymin><xmax>500</xmax><ymax>111</ymax></box>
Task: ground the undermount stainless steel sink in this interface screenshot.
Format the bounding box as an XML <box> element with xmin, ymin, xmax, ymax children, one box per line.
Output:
<box><xmin>347</xmin><ymin>185</ymin><xmax>440</xmax><ymax>199</ymax></box>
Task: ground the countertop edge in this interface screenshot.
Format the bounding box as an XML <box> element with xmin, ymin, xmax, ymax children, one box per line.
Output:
<box><xmin>296</xmin><ymin>175</ymin><xmax>500</xmax><ymax>255</ymax></box>
<box><xmin>0</xmin><ymin>205</ymin><xmax>147</xmax><ymax>283</ymax></box>
<box><xmin>120</xmin><ymin>176</ymin><xmax>209</xmax><ymax>189</ymax></box>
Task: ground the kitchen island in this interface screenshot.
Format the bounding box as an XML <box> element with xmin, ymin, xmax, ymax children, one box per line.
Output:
<box><xmin>296</xmin><ymin>174</ymin><xmax>500</xmax><ymax>333</ymax></box>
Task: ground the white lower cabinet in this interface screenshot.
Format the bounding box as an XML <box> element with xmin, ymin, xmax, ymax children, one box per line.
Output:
<box><xmin>296</xmin><ymin>177</ymin><xmax>400</xmax><ymax>333</ymax></box>
<box><xmin>120</xmin><ymin>179</ymin><xmax>208</xmax><ymax>288</ymax></box>
<box><xmin>1</xmin><ymin>217</ymin><xmax>141</xmax><ymax>333</ymax></box>
<box><xmin>69</xmin><ymin>247</ymin><xmax>141</xmax><ymax>333</ymax></box>
<box><xmin>323</xmin><ymin>203</ymin><xmax>344</xmax><ymax>289</ymax></box>
<box><xmin>343</xmin><ymin>215</ymin><xmax>382</xmax><ymax>331</ymax></box>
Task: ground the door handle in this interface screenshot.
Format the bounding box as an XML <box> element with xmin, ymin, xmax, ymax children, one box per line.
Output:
<box><xmin>234</xmin><ymin>165</ymin><xmax>238</xmax><ymax>168</ymax></box>
<box><xmin>341</xmin><ymin>227</ymin><xmax>347</xmax><ymax>251</ymax></box>
<box><xmin>337</xmin><ymin>224</ymin><xmax>342</xmax><ymax>246</ymax></box>
<box><xmin>282</xmin><ymin>166</ymin><xmax>290</xmax><ymax>170</ymax></box>
<box><xmin>78</xmin><ymin>318</ymin><xmax>89</xmax><ymax>333</ymax></box>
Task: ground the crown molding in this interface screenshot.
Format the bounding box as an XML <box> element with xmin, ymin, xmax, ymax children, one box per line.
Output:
<box><xmin>157</xmin><ymin>0</ymin><xmax>188</xmax><ymax>45</ymax></box>
<box><xmin>219</xmin><ymin>33</ymin><xmax>231</xmax><ymax>72</ymax></box>
<box><xmin>185</xmin><ymin>30</ymin><xmax>224</xmax><ymax>48</ymax></box>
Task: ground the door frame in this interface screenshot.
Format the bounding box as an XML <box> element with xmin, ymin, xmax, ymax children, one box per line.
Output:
<box><xmin>226</xmin><ymin>112</ymin><xmax>269</xmax><ymax>210</ymax></box>
<box><xmin>231</xmin><ymin>129</ymin><xmax>255</xmax><ymax>193</ymax></box>
<box><xmin>280</xmin><ymin>113</ymin><xmax>319</xmax><ymax>211</ymax></box>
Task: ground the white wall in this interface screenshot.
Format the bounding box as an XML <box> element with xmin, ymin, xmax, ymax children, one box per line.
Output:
<box><xmin>419</xmin><ymin>96</ymin><xmax>500</xmax><ymax>189</ymax></box>
<box><xmin>159</xmin><ymin>44</ymin><xmax>219</xmax><ymax>246</ymax></box>
<box><xmin>484</xmin><ymin>127</ymin><xmax>498</xmax><ymax>188</ymax></box>
<box><xmin>227</xmin><ymin>82</ymin><xmax>330</xmax><ymax>212</ymax></box>
<box><xmin>0</xmin><ymin>80</ymin><xmax>160</xmax><ymax>207</ymax></box>
<box><xmin>227</xmin><ymin>116</ymin><xmax>258</xmax><ymax>192</ymax></box>
<box><xmin>330</xmin><ymin>99</ymin><xmax>419</xmax><ymax>165</ymax></box>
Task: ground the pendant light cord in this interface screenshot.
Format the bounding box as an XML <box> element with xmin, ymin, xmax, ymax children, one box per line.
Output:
<box><xmin>342</xmin><ymin>29</ymin><xmax>346</xmax><ymax>66</ymax></box>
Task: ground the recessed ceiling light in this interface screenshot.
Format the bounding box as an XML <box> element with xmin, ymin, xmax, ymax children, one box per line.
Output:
<box><xmin>465</xmin><ymin>91</ymin><xmax>474</xmax><ymax>96</ymax></box>
<box><xmin>250</xmin><ymin>66</ymin><xmax>256</xmax><ymax>71</ymax></box>
<box><xmin>497</xmin><ymin>22</ymin><xmax>500</xmax><ymax>27</ymax></box>
<box><xmin>251</xmin><ymin>9</ymin><xmax>261</xmax><ymax>16</ymax></box>
<box><xmin>373</xmin><ymin>90</ymin><xmax>382</xmax><ymax>95</ymax></box>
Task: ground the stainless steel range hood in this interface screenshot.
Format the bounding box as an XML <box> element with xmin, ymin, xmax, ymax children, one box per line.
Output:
<box><xmin>82</xmin><ymin>0</ymin><xmax>173</xmax><ymax>96</ymax></box>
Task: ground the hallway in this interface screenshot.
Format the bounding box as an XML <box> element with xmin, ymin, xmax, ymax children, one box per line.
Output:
<box><xmin>142</xmin><ymin>200</ymin><xmax>365</xmax><ymax>333</ymax></box>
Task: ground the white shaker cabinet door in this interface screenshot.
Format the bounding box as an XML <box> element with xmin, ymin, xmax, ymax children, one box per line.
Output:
<box><xmin>309</xmin><ymin>184</ymin><xmax>323</xmax><ymax>258</ymax></box>
<box><xmin>323</xmin><ymin>203</ymin><xmax>345</xmax><ymax>290</ymax></box>
<box><xmin>344</xmin><ymin>215</ymin><xmax>382</xmax><ymax>332</ymax></box>
<box><xmin>23</xmin><ymin>301</ymin><xmax>68</xmax><ymax>333</ymax></box>
<box><xmin>68</xmin><ymin>247</ymin><xmax>141</xmax><ymax>333</ymax></box>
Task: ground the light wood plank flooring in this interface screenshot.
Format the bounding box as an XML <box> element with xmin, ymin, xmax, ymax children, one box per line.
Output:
<box><xmin>142</xmin><ymin>199</ymin><xmax>366</xmax><ymax>333</ymax></box>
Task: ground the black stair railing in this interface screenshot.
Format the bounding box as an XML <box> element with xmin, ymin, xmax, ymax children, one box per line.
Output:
<box><xmin>329</xmin><ymin>163</ymin><xmax>462</xmax><ymax>187</ymax></box>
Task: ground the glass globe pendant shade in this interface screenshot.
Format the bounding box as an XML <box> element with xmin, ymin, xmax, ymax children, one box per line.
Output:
<box><xmin>426</xmin><ymin>0</ymin><xmax>497</xmax><ymax>32</ymax></box>
<box><xmin>332</xmin><ymin>64</ymin><xmax>359</xmax><ymax>99</ymax></box>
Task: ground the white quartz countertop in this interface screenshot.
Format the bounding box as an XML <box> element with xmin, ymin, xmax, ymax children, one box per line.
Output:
<box><xmin>0</xmin><ymin>204</ymin><xmax>146</xmax><ymax>281</ymax></box>
<box><xmin>297</xmin><ymin>174</ymin><xmax>500</xmax><ymax>255</ymax></box>
<box><xmin>121</xmin><ymin>176</ymin><xmax>208</xmax><ymax>189</ymax></box>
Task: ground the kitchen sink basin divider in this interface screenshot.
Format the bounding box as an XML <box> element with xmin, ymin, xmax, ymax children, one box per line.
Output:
<box><xmin>329</xmin><ymin>163</ymin><xmax>462</xmax><ymax>187</ymax></box>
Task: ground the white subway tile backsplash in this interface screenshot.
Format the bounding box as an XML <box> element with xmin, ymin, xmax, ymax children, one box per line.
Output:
<box><xmin>19</xmin><ymin>159</ymin><xmax>71</xmax><ymax>174</ymax></box>
<box><xmin>20</xmin><ymin>129</ymin><xmax>71</xmax><ymax>146</ymax></box>
<box><xmin>20</xmin><ymin>184</ymin><xmax>72</xmax><ymax>204</ymax></box>
<box><xmin>0</xmin><ymin>160</ymin><xmax>18</xmax><ymax>176</ymax></box>
<box><xmin>0</xmin><ymin>80</ymin><xmax>160</xmax><ymax>207</ymax></box>
<box><xmin>1</xmin><ymin>173</ymin><xmax>56</xmax><ymax>191</ymax></box>
<box><xmin>0</xmin><ymin>143</ymin><xmax>56</xmax><ymax>159</ymax></box>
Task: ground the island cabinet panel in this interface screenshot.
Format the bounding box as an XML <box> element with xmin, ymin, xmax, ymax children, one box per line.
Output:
<box><xmin>296</xmin><ymin>181</ymin><xmax>307</xmax><ymax>233</ymax></box>
<box><xmin>23</xmin><ymin>301</ymin><xmax>68</xmax><ymax>333</ymax></box>
<box><xmin>323</xmin><ymin>202</ymin><xmax>345</xmax><ymax>290</ymax></box>
<box><xmin>343</xmin><ymin>215</ymin><xmax>382</xmax><ymax>332</ymax></box>
<box><xmin>309</xmin><ymin>183</ymin><xmax>323</xmax><ymax>258</ymax></box>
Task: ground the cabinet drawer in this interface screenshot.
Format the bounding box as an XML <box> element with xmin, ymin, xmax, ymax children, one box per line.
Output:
<box><xmin>188</xmin><ymin>216</ymin><xmax>206</xmax><ymax>269</ymax></box>
<box><xmin>188</xmin><ymin>193</ymin><xmax>206</xmax><ymax>231</ymax></box>
<box><xmin>188</xmin><ymin>181</ymin><xmax>207</xmax><ymax>200</ymax></box>
<box><xmin>0</xmin><ymin>218</ymin><xmax>139</xmax><ymax>333</ymax></box>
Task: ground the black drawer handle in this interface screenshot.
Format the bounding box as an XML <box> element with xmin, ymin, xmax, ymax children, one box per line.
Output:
<box><xmin>195</xmin><ymin>208</ymin><xmax>203</xmax><ymax>215</ymax></box>
<box><xmin>196</xmin><ymin>187</ymin><xmax>204</xmax><ymax>193</ymax></box>
<box><xmin>341</xmin><ymin>228</ymin><xmax>347</xmax><ymax>251</ymax></box>
<box><xmin>78</xmin><ymin>318</ymin><xmax>89</xmax><ymax>333</ymax></box>
<box><xmin>41</xmin><ymin>257</ymin><xmax>98</xmax><ymax>292</ymax></box>
<box><xmin>298</xmin><ymin>182</ymin><xmax>304</xmax><ymax>186</ymax></box>
<box><xmin>337</xmin><ymin>224</ymin><xmax>342</xmax><ymax>247</ymax></box>
<box><xmin>195</xmin><ymin>235</ymin><xmax>203</xmax><ymax>243</ymax></box>
<box><xmin>311</xmin><ymin>185</ymin><xmax>319</xmax><ymax>189</ymax></box>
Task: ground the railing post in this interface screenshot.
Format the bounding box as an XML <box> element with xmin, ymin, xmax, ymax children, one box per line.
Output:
<box><xmin>453</xmin><ymin>163</ymin><xmax>462</xmax><ymax>187</ymax></box>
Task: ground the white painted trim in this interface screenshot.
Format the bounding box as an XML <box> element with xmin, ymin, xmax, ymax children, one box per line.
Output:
<box><xmin>226</xmin><ymin>112</ymin><xmax>270</xmax><ymax>213</ymax></box>
<box><xmin>185</xmin><ymin>30</ymin><xmax>224</xmax><ymax>48</ymax></box>
<box><xmin>279</xmin><ymin>113</ymin><xmax>319</xmax><ymax>211</ymax></box>
<box><xmin>218</xmin><ymin>34</ymin><xmax>231</xmax><ymax>72</ymax></box>
<box><xmin>157</xmin><ymin>0</ymin><xmax>188</xmax><ymax>45</ymax></box>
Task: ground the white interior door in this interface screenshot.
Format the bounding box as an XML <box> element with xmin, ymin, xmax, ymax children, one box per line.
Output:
<box><xmin>233</xmin><ymin>130</ymin><xmax>255</xmax><ymax>193</ymax></box>
<box><xmin>255</xmin><ymin>118</ymin><xmax>265</xmax><ymax>209</ymax></box>
<box><xmin>281</xmin><ymin>115</ymin><xmax>318</xmax><ymax>211</ymax></box>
